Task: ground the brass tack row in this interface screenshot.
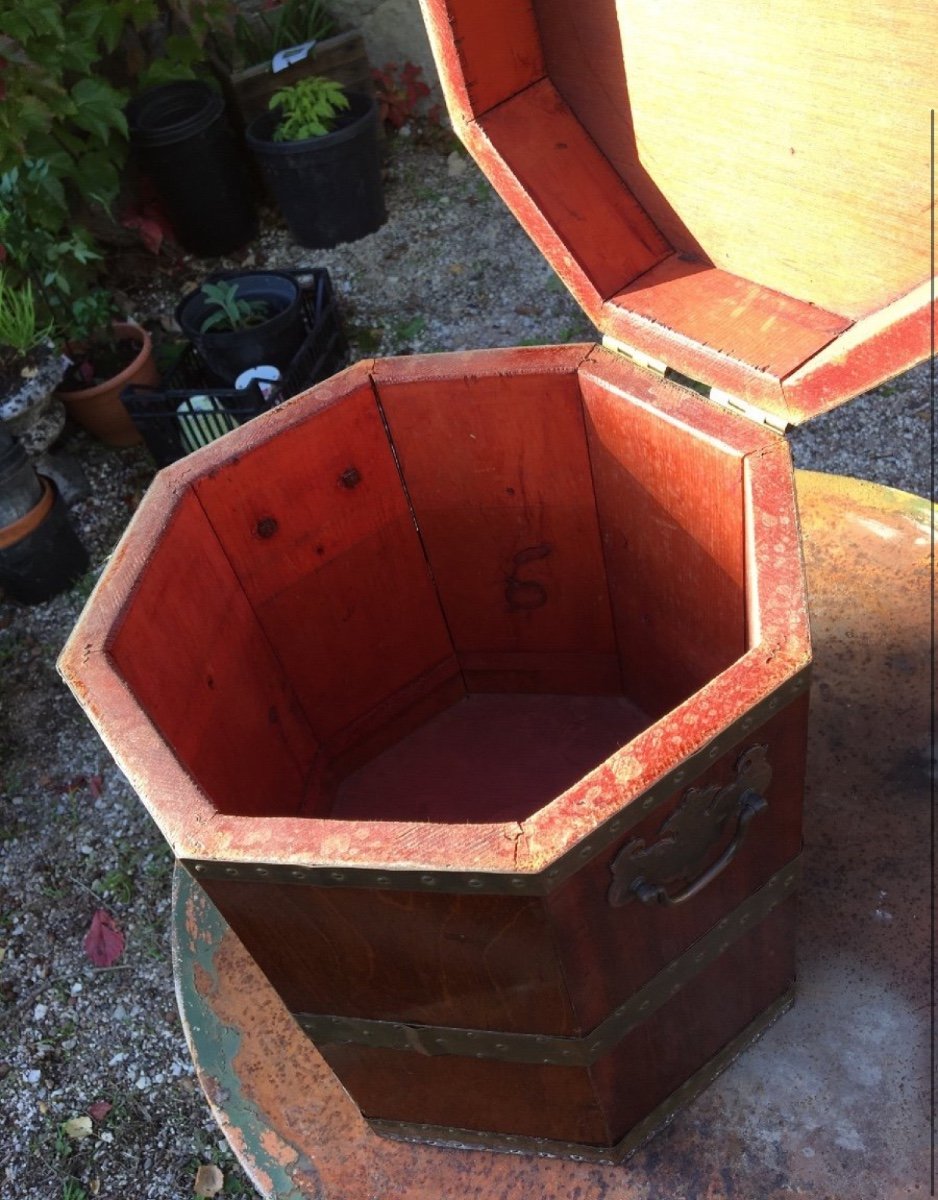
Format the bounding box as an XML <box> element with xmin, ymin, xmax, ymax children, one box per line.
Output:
<box><xmin>185</xmin><ymin>668</ymin><xmax>809</xmax><ymax>896</ymax></box>
<box><xmin>293</xmin><ymin>858</ymin><xmax>800</xmax><ymax>1066</ymax></box>
<box><xmin>366</xmin><ymin>985</ymin><xmax>794</xmax><ymax>1166</ymax></box>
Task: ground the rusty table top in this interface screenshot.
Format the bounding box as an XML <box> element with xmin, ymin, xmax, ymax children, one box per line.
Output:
<box><xmin>173</xmin><ymin>469</ymin><xmax>932</xmax><ymax>1200</ymax></box>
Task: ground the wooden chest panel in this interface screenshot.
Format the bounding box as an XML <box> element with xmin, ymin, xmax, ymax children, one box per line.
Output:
<box><xmin>378</xmin><ymin>367</ymin><xmax>621</xmax><ymax>695</ymax></box>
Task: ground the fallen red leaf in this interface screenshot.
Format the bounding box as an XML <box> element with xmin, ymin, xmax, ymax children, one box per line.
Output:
<box><xmin>88</xmin><ymin>775</ymin><xmax>103</xmax><ymax>798</ymax></box>
<box><xmin>88</xmin><ymin>1100</ymin><xmax>112</xmax><ymax>1122</ymax></box>
<box><xmin>83</xmin><ymin>911</ymin><xmax>125</xmax><ymax>967</ymax></box>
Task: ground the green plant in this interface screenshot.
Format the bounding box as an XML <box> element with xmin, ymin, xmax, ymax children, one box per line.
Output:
<box><xmin>199</xmin><ymin>281</ymin><xmax>271</xmax><ymax>333</ymax></box>
<box><xmin>269</xmin><ymin>75</ymin><xmax>349</xmax><ymax>141</ymax></box>
<box><xmin>229</xmin><ymin>0</ymin><xmax>335</xmax><ymax>68</ymax></box>
<box><xmin>67</xmin><ymin>288</ymin><xmax>118</xmax><ymax>345</ymax></box>
<box><xmin>0</xmin><ymin>1</ymin><xmax>233</xmax><ymax>339</ymax></box>
<box><xmin>0</xmin><ymin>274</ymin><xmax>52</xmax><ymax>364</ymax></box>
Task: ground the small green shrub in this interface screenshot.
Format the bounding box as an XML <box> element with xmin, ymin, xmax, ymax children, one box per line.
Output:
<box><xmin>198</xmin><ymin>281</ymin><xmax>270</xmax><ymax>333</ymax></box>
<box><xmin>0</xmin><ymin>0</ymin><xmax>233</xmax><ymax>341</ymax></box>
<box><xmin>269</xmin><ymin>75</ymin><xmax>349</xmax><ymax>141</ymax></box>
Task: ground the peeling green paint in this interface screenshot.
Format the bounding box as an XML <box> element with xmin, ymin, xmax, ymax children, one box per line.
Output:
<box><xmin>172</xmin><ymin>866</ymin><xmax>323</xmax><ymax>1200</ymax></box>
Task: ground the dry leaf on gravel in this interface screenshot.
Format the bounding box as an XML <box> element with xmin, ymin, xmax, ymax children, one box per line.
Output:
<box><xmin>82</xmin><ymin>910</ymin><xmax>125</xmax><ymax>967</ymax></box>
<box><xmin>61</xmin><ymin>1116</ymin><xmax>93</xmax><ymax>1140</ymax></box>
<box><xmin>193</xmin><ymin>1163</ymin><xmax>224</xmax><ymax>1196</ymax></box>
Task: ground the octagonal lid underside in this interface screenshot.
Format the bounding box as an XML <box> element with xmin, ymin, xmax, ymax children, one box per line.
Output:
<box><xmin>420</xmin><ymin>0</ymin><xmax>935</xmax><ymax>426</ymax></box>
<box><xmin>59</xmin><ymin>353</ymin><xmax>812</xmax><ymax>881</ymax></box>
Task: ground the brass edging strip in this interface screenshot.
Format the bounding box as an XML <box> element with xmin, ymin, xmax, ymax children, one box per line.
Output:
<box><xmin>367</xmin><ymin>984</ymin><xmax>795</xmax><ymax>1164</ymax></box>
<box><xmin>184</xmin><ymin>668</ymin><xmax>809</xmax><ymax>897</ymax></box>
<box><xmin>294</xmin><ymin>856</ymin><xmax>801</xmax><ymax>1066</ymax></box>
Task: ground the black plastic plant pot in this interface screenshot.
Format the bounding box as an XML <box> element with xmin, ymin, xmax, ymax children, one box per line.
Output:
<box><xmin>127</xmin><ymin>81</ymin><xmax>258</xmax><ymax>257</ymax></box>
<box><xmin>246</xmin><ymin>93</ymin><xmax>386</xmax><ymax>249</ymax></box>
<box><xmin>176</xmin><ymin>271</ymin><xmax>305</xmax><ymax>385</ymax></box>
<box><xmin>0</xmin><ymin>481</ymin><xmax>88</xmax><ymax>604</ymax></box>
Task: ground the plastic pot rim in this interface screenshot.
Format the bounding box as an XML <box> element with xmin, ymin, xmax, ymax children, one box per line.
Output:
<box><xmin>128</xmin><ymin>81</ymin><xmax>225</xmax><ymax>145</ymax></box>
<box><xmin>246</xmin><ymin>93</ymin><xmax>377</xmax><ymax>156</ymax></box>
<box><xmin>176</xmin><ymin>272</ymin><xmax>302</xmax><ymax>343</ymax></box>
<box><xmin>0</xmin><ymin>476</ymin><xmax>54</xmax><ymax>550</ymax></box>
<box><xmin>59</xmin><ymin>323</ymin><xmax>153</xmax><ymax>402</ymax></box>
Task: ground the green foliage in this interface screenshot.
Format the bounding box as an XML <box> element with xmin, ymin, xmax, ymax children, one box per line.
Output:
<box><xmin>68</xmin><ymin>288</ymin><xmax>118</xmax><ymax>344</ymax></box>
<box><xmin>270</xmin><ymin>75</ymin><xmax>349</xmax><ymax>141</ymax></box>
<box><xmin>227</xmin><ymin>0</ymin><xmax>335</xmax><ymax>69</ymax></box>
<box><xmin>0</xmin><ymin>274</ymin><xmax>52</xmax><ymax>362</ymax></box>
<box><xmin>198</xmin><ymin>281</ymin><xmax>270</xmax><ymax>333</ymax></box>
<box><xmin>0</xmin><ymin>163</ymin><xmax>105</xmax><ymax>341</ymax></box>
<box><xmin>0</xmin><ymin>0</ymin><xmax>232</xmax><ymax>340</ymax></box>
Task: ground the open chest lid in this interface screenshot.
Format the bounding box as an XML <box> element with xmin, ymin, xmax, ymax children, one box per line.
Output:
<box><xmin>420</xmin><ymin>0</ymin><xmax>935</xmax><ymax>429</ymax></box>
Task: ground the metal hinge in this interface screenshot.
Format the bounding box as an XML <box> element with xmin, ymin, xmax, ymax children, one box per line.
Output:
<box><xmin>600</xmin><ymin>335</ymin><xmax>788</xmax><ymax>435</ymax></box>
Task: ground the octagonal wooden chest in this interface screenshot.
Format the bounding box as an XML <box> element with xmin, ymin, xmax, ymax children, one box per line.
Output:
<box><xmin>60</xmin><ymin>0</ymin><xmax>933</xmax><ymax>1164</ymax></box>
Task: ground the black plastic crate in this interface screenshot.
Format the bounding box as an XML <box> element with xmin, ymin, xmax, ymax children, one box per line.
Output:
<box><xmin>123</xmin><ymin>268</ymin><xmax>348</xmax><ymax>467</ymax></box>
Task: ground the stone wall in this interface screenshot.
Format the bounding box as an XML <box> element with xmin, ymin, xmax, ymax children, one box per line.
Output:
<box><xmin>328</xmin><ymin>0</ymin><xmax>442</xmax><ymax>97</ymax></box>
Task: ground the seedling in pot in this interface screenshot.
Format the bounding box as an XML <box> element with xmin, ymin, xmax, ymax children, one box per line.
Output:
<box><xmin>269</xmin><ymin>75</ymin><xmax>349</xmax><ymax>141</ymax></box>
<box><xmin>199</xmin><ymin>281</ymin><xmax>271</xmax><ymax>333</ymax></box>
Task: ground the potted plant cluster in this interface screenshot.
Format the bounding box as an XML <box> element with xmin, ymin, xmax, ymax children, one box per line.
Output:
<box><xmin>0</xmin><ymin>273</ymin><xmax>67</xmax><ymax>457</ymax></box>
<box><xmin>55</xmin><ymin>290</ymin><xmax>158</xmax><ymax>447</ymax></box>
<box><xmin>216</xmin><ymin>0</ymin><xmax>374</xmax><ymax>127</ymax></box>
<box><xmin>0</xmin><ymin>279</ymin><xmax>88</xmax><ymax>602</ymax></box>
<box><xmin>176</xmin><ymin>272</ymin><xmax>306</xmax><ymax>383</ymax></box>
<box><xmin>247</xmin><ymin>75</ymin><xmax>385</xmax><ymax>248</ymax></box>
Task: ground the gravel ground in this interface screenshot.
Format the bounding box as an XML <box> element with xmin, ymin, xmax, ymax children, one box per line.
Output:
<box><xmin>0</xmin><ymin>134</ymin><xmax>932</xmax><ymax>1200</ymax></box>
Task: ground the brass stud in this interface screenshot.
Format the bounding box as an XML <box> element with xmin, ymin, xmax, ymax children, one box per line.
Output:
<box><xmin>768</xmin><ymin>697</ymin><xmax>779</xmax><ymax>710</ymax></box>
<box><xmin>510</xmin><ymin>878</ymin><xmax>526</xmax><ymax>888</ymax></box>
<box><xmin>420</xmin><ymin>875</ymin><xmax>437</xmax><ymax>886</ymax></box>
<box><xmin>290</xmin><ymin>869</ymin><xmax>306</xmax><ymax>880</ymax></box>
<box><xmin>375</xmin><ymin>875</ymin><xmax>391</xmax><ymax>885</ymax></box>
<box><xmin>546</xmin><ymin>868</ymin><xmax>561</xmax><ymax>879</ymax></box>
<box><xmin>608</xmin><ymin>818</ymin><xmax>623</xmax><ymax>832</ymax></box>
<box><xmin>329</xmin><ymin>871</ymin><xmax>345</xmax><ymax>882</ymax></box>
<box><xmin>708</xmin><ymin>744</ymin><xmax>720</xmax><ymax>759</ymax></box>
<box><xmin>578</xmin><ymin>844</ymin><xmax>594</xmax><ymax>857</ymax></box>
<box><xmin>255</xmin><ymin>867</ymin><xmax>269</xmax><ymax>876</ymax></box>
<box><xmin>193</xmin><ymin>864</ymin><xmax>205</xmax><ymax>873</ymax></box>
<box><xmin>741</xmin><ymin>717</ymin><xmax>754</xmax><ymax>731</ymax></box>
<box><xmin>224</xmin><ymin>867</ymin><xmax>238</xmax><ymax>876</ymax></box>
<box><xmin>642</xmin><ymin>793</ymin><xmax>657</xmax><ymax>809</ymax></box>
<box><xmin>673</xmin><ymin>770</ymin><xmax>686</xmax><ymax>784</ymax></box>
<box><xmin>467</xmin><ymin>878</ymin><xmax>484</xmax><ymax>888</ymax></box>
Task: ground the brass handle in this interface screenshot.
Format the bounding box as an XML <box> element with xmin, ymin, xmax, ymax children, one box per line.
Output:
<box><xmin>631</xmin><ymin>790</ymin><xmax>768</xmax><ymax>907</ymax></box>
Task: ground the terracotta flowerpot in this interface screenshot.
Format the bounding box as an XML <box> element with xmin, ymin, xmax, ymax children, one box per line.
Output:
<box><xmin>60</xmin><ymin>322</ymin><xmax>158</xmax><ymax>447</ymax></box>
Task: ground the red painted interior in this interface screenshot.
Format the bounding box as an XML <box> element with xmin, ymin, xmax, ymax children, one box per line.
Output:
<box><xmin>106</xmin><ymin>358</ymin><xmax>759</xmax><ymax>824</ymax></box>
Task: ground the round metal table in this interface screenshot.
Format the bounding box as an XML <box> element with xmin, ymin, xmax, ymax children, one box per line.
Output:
<box><xmin>173</xmin><ymin>470</ymin><xmax>932</xmax><ymax>1200</ymax></box>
